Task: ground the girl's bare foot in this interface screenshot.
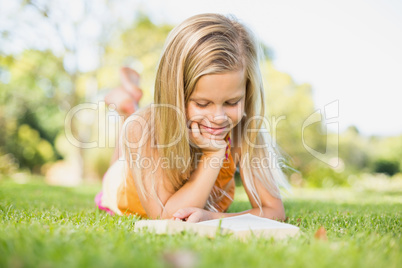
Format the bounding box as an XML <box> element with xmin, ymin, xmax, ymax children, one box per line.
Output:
<box><xmin>120</xmin><ymin>67</ymin><xmax>142</xmax><ymax>102</ymax></box>
<box><xmin>105</xmin><ymin>67</ymin><xmax>143</xmax><ymax>118</ymax></box>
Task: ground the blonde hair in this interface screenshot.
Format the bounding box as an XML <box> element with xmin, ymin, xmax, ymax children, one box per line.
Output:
<box><xmin>125</xmin><ymin>13</ymin><xmax>291</xmax><ymax>214</ymax></box>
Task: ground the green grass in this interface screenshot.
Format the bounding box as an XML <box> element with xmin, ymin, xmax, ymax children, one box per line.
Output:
<box><xmin>0</xmin><ymin>177</ymin><xmax>401</xmax><ymax>268</ymax></box>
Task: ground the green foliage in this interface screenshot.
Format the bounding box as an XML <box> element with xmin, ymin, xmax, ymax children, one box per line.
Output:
<box><xmin>373</xmin><ymin>159</ymin><xmax>400</xmax><ymax>176</ymax></box>
<box><xmin>262</xmin><ymin>60</ymin><xmax>324</xmax><ymax>175</ymax></box>
<box><xmin>304</xmin><ymin>162</ymin><xmax>349</xmax><ymax>188</ymax></box>
<box><xmin>0</xmin><ymin>154</ymin><xmax>18</xmax><ymax>175</ymax></box>
<box><xmin>0</xmin><ymin>13</ymin><xmax>173</xmax><ymax>178</ymax></box>
<box><xmin>16</xmin><ymin>124</ymin><xmax>56</xmax><ymax>170</ymax></box>
<box><xmin>0</xmin><ymin>179</ymin><xmax>401</xmax><ymax>268</ymax></box>
<box><xmin>338</xmin><ymin>126</ymin><xmax>370</xmax><ymax>171</ymax></box>
<box><xmin>0</xmin><ymin>51</ymin><xmax>70</xmax><ymax>172</ymax></box>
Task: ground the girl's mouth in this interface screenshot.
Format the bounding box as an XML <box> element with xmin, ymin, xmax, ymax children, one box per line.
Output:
<box><xmin>199</xmin><ymin>124</ymin><xmax>228</xmax><ymax>135</ymax></box>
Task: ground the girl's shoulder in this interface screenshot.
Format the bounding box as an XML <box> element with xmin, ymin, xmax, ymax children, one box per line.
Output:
<box><xmin>124</xmin><ymin>104</ymin><xmax>154</xmax><ymax>129</ymax></box>
<box><xmin>129</xmin><ymin>103</ymin><xmax>153</xmax><ymax>120</ymax></box>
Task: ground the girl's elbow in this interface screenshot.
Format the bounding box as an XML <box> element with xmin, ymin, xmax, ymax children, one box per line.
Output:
<box><xmin>272</xmin><ymin>211</ymin><xmax>286</xmax><ymax>222</ymax></box>
<box><xmin>275</xmin><ymin>206</ymin><xmax>286</xmax><ymax>222</ymax></box>
<box><xmin>262</xmin><ymin>206</ymin><xmax>286</xmax><ymax>222</ymax></box>
<box><xmin>144</xmin><ymin>208</ymin><xmax>169</xmax><ymax>220</ymax></box>
<box><xmin>159</xmin><ymin>211</ymin><xmax>173</xmax><ymax>220</ymax></box>
<box><xmin>159</xmin><ymin>207</ymin><xmax>178</xmax><ymax>220</ymax></box>
<box><xmin>277</xmin><ymin>211</ymin><xmax>286</xmax><ymax>222</ymax></box>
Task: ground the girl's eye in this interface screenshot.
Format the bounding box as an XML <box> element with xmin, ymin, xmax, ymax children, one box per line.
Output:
<box><xmin>195</xmin><ymin>100</ymin><xmax>240</xmax><ymax>108</ymax></box>
<box><xmin>196</xmin><ymin>103</ymin><xmax>209</xmax><ymax>108</ymax></box>
<box><xmin>226</xmin><ymin>100</ymin><xmax>240</xmax><ymax>106</ymax></box>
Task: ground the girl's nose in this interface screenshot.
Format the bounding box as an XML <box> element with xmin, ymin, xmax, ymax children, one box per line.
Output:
<box><xmin>208</xmin><ymin>106</ymin><xmax>228</xmax><ymax>124</ymax></box>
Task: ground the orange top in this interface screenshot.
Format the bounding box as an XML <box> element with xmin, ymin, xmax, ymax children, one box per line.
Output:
<box><xmin>116</xmin><ymin>135</ymin><xmax>236</xmax><ymax>218</ymax></box>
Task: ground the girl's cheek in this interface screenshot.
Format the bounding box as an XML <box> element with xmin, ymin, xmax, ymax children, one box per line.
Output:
<box><xmin>187</xmin><ymin>105</ymin><xmax>208</xmax><ymax>123</ymax></box>
<box><xmin>191</xmin><ymin>106</ymin><xmax>210</xmax><ymax>117</ymax></box>
<box><xmin>227</xmin><ymin>105</ymin><xmax>243</xmax><ymax>119</ymax></box>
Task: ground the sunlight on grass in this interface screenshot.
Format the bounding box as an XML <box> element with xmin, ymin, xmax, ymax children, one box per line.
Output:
<box><xmin>234</xmin><ymin>173</ymin><xmax>402</xmax><ymax>205</ymax></box>
<box><xmin>288</xmin><ymin>174</ymin><xmax>402</xmax><ymax>205</ymax></box>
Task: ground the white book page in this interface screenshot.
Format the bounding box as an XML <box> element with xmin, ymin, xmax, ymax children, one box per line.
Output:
<box><xmin>196</xmin><ymin>214</ymin><xmax>298</xmax><ymax>231</ymax></box>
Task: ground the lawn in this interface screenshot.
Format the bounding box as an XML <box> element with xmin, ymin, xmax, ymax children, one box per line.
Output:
<box><xmin>0</xmin><ymin>175</ymin><xmax>401</xmax><ymax>268</ymax></box>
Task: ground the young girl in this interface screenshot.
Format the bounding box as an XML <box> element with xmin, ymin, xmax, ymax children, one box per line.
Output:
<box><xmin>95</xmin><ymin>13</ymin><xmax>291</xmax><ymax>223</ymax></box>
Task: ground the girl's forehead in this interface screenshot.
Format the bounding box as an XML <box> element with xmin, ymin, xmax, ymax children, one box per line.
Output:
<box><xmin>191</xmin><ymin>70</ymin><xmax>246</xmax><ymax>99</ymax></box>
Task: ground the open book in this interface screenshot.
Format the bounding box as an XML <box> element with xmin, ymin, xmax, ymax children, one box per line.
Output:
<box><xmin>134</xmin><ymin>214</ymin><xmax>300</xmax><ymax>240</ymax></box>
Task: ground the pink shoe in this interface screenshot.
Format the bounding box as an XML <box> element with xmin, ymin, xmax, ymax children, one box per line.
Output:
<box><xmin>94</xmin><ymin>191</ymin><xmax>115</xmax><ymax>216</ymax></box>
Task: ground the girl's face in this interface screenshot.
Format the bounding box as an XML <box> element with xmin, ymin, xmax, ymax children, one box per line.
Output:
<box><xmin>186</xmin><ymin>70</ymin><xmax>246</xmax><ymax>140</ymax></box>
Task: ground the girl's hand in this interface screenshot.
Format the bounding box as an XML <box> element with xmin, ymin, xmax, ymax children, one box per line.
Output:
<box><xmin>188</xmin><ymin>121</ymin><xmax>227</xmax><ymax>157</ymax></box>
<box><xmin>172</xmin><ymin>207</ymin><xmax>215</xmax><ymax>223</ymax></box>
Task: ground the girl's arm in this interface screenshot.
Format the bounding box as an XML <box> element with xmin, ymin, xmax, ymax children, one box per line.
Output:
<box><xmin>173</xmin><ymin>146</ymin><xmax>286</xmax><ymax>222</ymax></box>
<box><xmin>159</xmin><ymin>150</ymin><xmax>226</xmax><ymax>219</ymax></box>
<box><xmin>172</xmin><ymin>172</ymin><xmax>286</xmax><ymax>222</ymax></box>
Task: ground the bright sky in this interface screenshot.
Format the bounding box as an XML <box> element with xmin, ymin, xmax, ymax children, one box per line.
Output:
<box><xmin>138</xmin><ymin>0</ymin><xmax>402</xmax><ymax>137</ymax></box>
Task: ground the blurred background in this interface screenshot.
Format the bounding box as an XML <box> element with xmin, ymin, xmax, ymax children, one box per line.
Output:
<box><xmin>1</xmin><ymin>0</ymin><xmax>401</xmax><ymax>189</ymax></box>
